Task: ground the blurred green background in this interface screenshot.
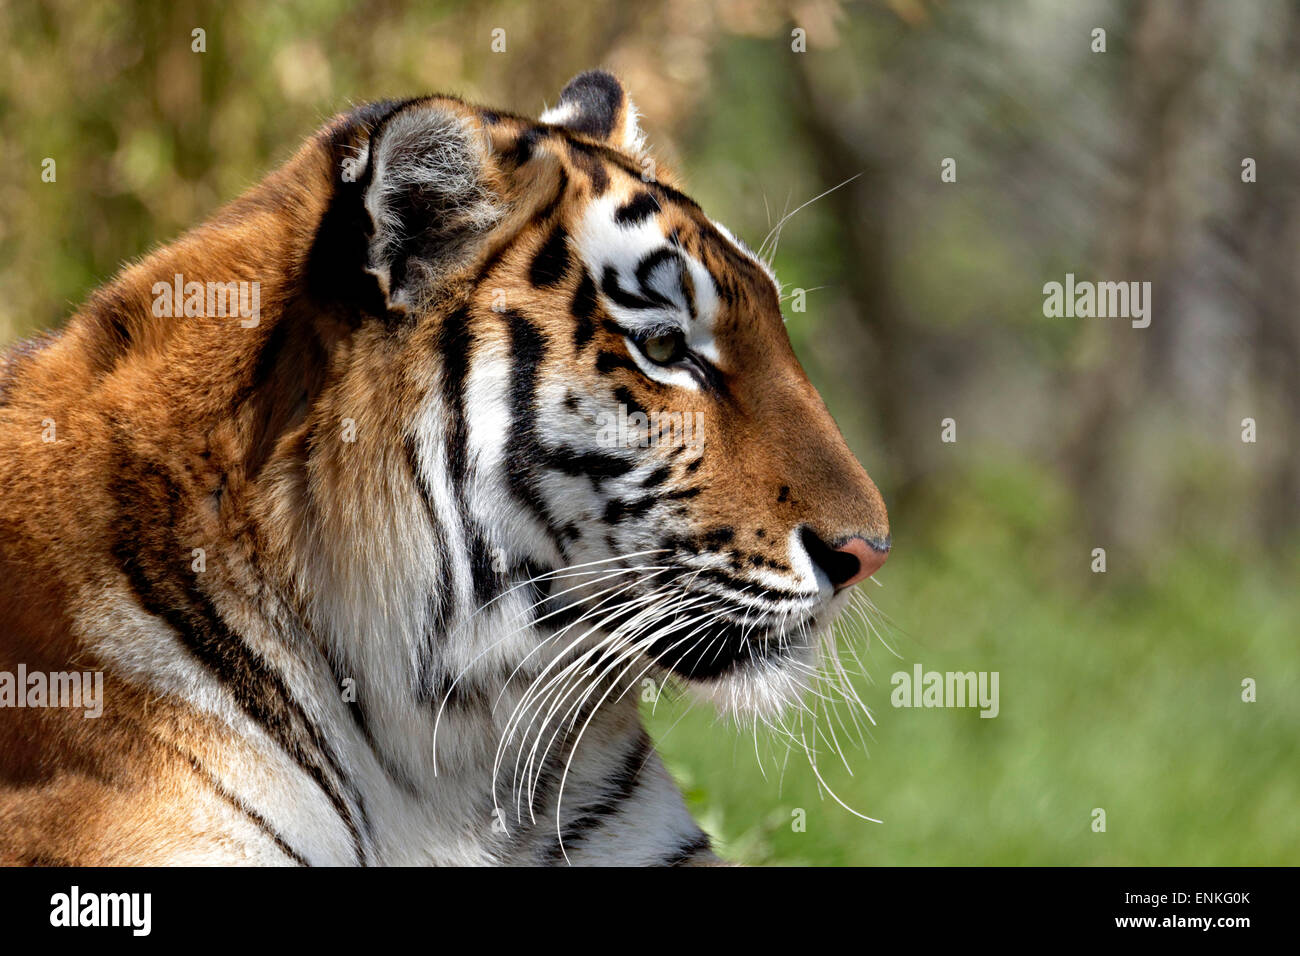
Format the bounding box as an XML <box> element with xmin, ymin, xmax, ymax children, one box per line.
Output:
<box><xmin>1</xmin><ymin>0</ymin><xmax>1295</xmax><ymax>864</ymax></box>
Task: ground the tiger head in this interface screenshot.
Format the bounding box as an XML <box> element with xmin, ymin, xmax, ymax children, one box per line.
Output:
<box><xmin>263</xmin><ymin>71</ymin><xmax>889</xmax><ymax>720</ymax></box>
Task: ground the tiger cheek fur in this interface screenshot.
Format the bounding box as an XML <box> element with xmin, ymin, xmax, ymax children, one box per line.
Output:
<box><xmin>0</xmin><ymin>71</ymin><xmax>886</xmax><ymax>866</ymax></box>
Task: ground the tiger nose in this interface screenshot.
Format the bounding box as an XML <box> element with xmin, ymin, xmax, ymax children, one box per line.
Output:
<box><xmin>801</xmin><ymin>528</ymin><xmax>890</xmax><ymax>590</ymax></box>
<box><xmin>831</xmin><ymin>535</ymin><xmax>890</xmax><ymax>589</ymax></box>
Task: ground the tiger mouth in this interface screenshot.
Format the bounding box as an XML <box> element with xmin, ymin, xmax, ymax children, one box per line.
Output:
<box><xmin>643</xmin><ymin>616</ymin><xmax>814</xmax><ymax>680</ymax></box>
<box><xmin>539</xmin><ymin>568</ymin><xmax>824</xmax><ymax>683</ymax></box>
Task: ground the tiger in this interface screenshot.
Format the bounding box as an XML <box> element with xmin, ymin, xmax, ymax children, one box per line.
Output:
<box><xmin>0</xmin><ymin>70</ymin><xmax>889</xmax><ymax>866</ymax></box>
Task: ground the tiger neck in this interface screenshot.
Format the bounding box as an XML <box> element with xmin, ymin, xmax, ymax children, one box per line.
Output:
<box><xmin>247</xmin><ymin>366</ymin><xmax>670</xmax><ymax>860</ymax></box>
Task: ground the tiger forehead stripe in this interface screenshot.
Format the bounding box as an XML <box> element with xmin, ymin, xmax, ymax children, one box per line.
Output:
<box><xmin>577</xmin><ymin>195</ymin><xmax>721</xmax><ymax>334</ymax></box>
<box><xmin>562</xmin><ymin>149</ymin><xmax>779</xmax><ymax>313</ymax></box>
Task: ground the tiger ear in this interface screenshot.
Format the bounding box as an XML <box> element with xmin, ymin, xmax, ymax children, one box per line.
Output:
<box><xmin>360</xmin><ymin>102</ymin><xmax>504</xmax><ymax>314</ymax></box>
<box><xmin>541</xmin><ymin>70</ymin><xmax>644</xmax><ymax>154</ymax></box>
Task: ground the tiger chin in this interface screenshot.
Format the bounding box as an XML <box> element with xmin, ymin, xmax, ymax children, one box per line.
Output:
<box><xmin>0</xmin><ymin>71</ymin><xmax>889</xmax><ymax>866</ymax></box>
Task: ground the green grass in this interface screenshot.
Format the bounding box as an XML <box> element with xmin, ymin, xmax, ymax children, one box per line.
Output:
<box><xmin>646</xmin><ymin>463</ymin><xmax>1300</xmax><ymax>865</ymax></box>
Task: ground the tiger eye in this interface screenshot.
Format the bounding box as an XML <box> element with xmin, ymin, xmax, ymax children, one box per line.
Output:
<box><xmin>642</xmin><ymin>331</ymin><xmax>684</xmax><ymax>364</ymax></box>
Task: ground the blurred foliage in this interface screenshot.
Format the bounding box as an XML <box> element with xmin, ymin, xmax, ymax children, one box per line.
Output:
<box><xmin>1</xmin><ymin>0</ymin><xmax>1295</xmax><ymax>864</ymax></box>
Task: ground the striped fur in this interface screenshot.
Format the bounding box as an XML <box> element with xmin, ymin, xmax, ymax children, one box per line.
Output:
<box><xmin>0</xmin><ymin>71</ymin><xmax>888</xmax><ymax>865</ymax></box>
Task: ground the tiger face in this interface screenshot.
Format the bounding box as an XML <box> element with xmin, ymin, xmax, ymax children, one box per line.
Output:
<box><xmin>352</xmin><ymin>72</ymin><xmax>890</xmax><ymax>717</ymax></box>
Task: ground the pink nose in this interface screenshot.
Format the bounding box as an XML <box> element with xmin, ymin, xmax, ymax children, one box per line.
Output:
<box><xmin>835</xmin><ymin>536</ymin><xmax>890</xmax><ymax>589</ymax></box>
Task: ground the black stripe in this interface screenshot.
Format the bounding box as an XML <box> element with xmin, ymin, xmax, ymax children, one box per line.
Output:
<box><xmin>502</xmin><ymin>310</ymin><xmax>567</xmax><ymax>551</ymax></box>
<box><xmin>468</xmin><ymin>533</ymin><xmax>499</xmax><ymax>609</ymax></box>
<box><xmin>665</xmin><ymin>486</ymin><xmax>701</xmax><ymax>500</ymax></box>
<box><xmin>404</xmin><ymin>433</ymin><xmax>452</xmax><ymax>640</ymax></box>
<box><xmin>545</xmin><ymin>732</ymin><xmax>651</xmax><ymax>863</ymax></box>
<box><xmin>632</xmin><ymin>248</ymin><xmax>680</xmax><ymax>308</ymax></box>
<box><xmin>109</xmin><ymin>442</ymin><xmax>370</xmax><ymax>865</ymax></box>
<box><xmin>600</xmin><ymin>265</ymin><xmax>659</xmax><ymax>311</ymax></box>
<box><xmin>571</xmin><ymin>270</ymin><xmax>598</xmax><ymax>350</ymax></box>
<box><xmin>503</xmin><ymin>126</ymin><xmax>548</xmax><ymax>167</ymax></box>
<box><xmin>615</xmin><ymin>191</ymin><xmax>660</xmax><ymax>226</ymax></box>
<box><xmin>553</xmin><ymin>135</ymin><xmax>700</xmax><ymax>211</ymax></box>
<box><xmin>603</xmin><ymin>495</ymin><xmax>657</xmax><ymax>524</ymax></box>
<box><xmin>469</xmin><ymin>233</ymin><xmax>515</xmax><ymax>287</ymax></box>
<box><xmin>541</xmin><ymin>445</ymin><xmax>635</xmax><ymax>480</ymax></box>
<box><xmin>561</xmin><ymin>134</ymin><xmax>706</xmax><ymax>215</ymax></box>
<box><xmin>564</xmin><ymin>139</ymin><xmax>610</xmax><ymax>196</ymax></box>
<box><xmin>177</xmin><ymin>745</ymin><xmax>311</xmax><ymax>866</ymax></box>
<box><xmin>535</xmin><ymin>167</ymin><xmax>569</xmax><ymax>223</ymax></box>
<box><xmin>425</xmin><ymin>669</ymin><xmax>496</xmax><ymax>715</ymax></box>
<box><xmin>702</xmin><ymin>527</ymin><xmax>735</xmax><ymax>547</ymax></box>
<box><xmin>529</xmin><ymin>224</ymin><xmax>571</xmax><ymax>288</ymax></box>
<box><xmin>437</xmin><ymin>305</ymin><xmax>473</xmax><ymax>500</ymax></box>
<box><xmin>435</xmin><ymin>306</ymin><xmax>500</xmax><ymax>611</ymax></box>
<box><xmin>641</xmin><ymin>465</ymin><xmax>671</xmax><ymax>489</ymax></box>
<box><xmin>662</xmin><ymin>831</ymin><xmax>713</xmax><ymax>866</ymax></box>
<box><xmin>595</xmin><ymin>350</ymin><xmax>642</xmax><ymax>375</ymax></box>
<box><xmin>489</xmin><ymin>693</ymin><xmax>600</xmax><ymax>844</ymax></box>
<box><xmin>320</xmin><ymin>640</ymin><xmax>423</xmax><ymax>797</ymax></box>
<box><xmin>611</xmin><ymin>385</ymin><xmax>647</xmax><ymax>418</ymax></box>
<box><xmin>685</xmin><ymin>565</ymin><xmax>809</xmax><ymax>603</ymax></box>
